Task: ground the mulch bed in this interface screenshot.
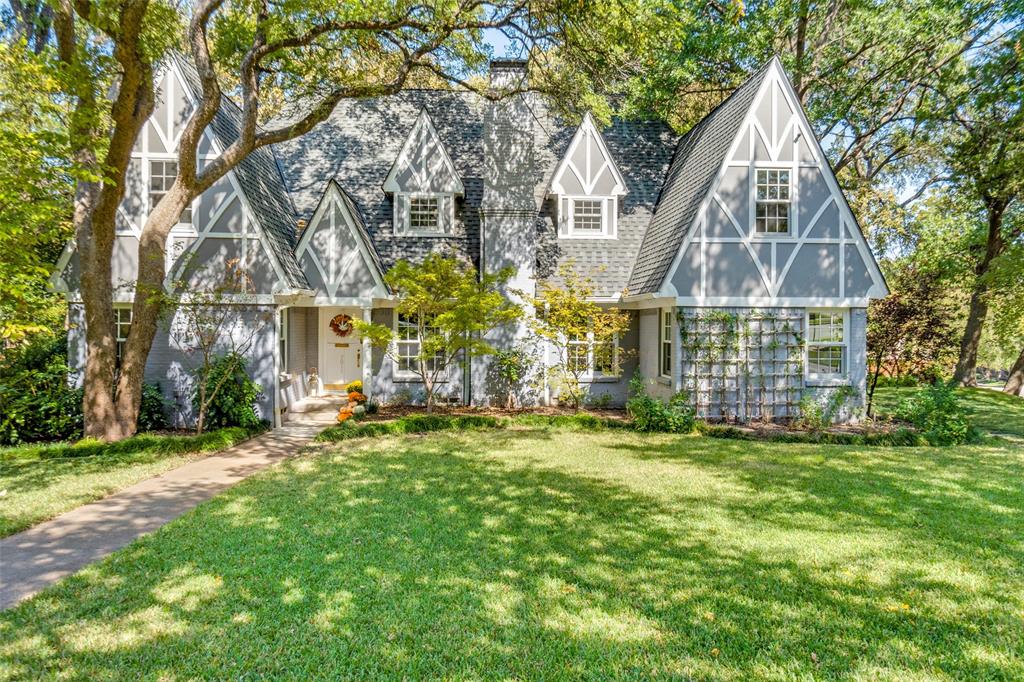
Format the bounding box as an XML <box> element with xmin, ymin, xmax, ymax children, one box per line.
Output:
<box><xmin>358</xmin><ymin>404</ymin><xmax>630</xmax><ymax>423</ymax></box>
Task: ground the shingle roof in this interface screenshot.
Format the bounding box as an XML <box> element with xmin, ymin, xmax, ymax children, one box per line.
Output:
<box><xmin>174</xmin><ymin>56</ymin><xmax>309</xmax><ymax>291</ymax></box>
<box><xmin>626</xmin><ymin>61</ymin><xmax>772</xmax><ymax>295</ymax></box>
<box><xmin>273</xmin><ymin>91</ymin><xmax>489</xmax><ymax>273</ymax></box>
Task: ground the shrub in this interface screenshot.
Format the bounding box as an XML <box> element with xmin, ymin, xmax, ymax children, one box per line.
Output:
<box><xmin>797</xmin><ymin>386</ymin><xmax>856</xmax><ymax>431</ymax></box>
<box><xmin>895</xmin><ymin>382</ymin><xmax>978</xmax><ymax>446</ymax></box>
<box><xmin>193</xmin><ymin>353</ymin><xmax>264</xmax><ymax>430</ymax></box>
<box><xmin>626</xmin><ymin>374</ymin><xmax>695</xmax><ymax>433</ymax></box>
<box><xmin>138</xmin><ymin>383</ymin><xmax>170</xmax><ymax>432</ymax></box>
<box><xmin>317</xmin><ymin>413</ymin><xmax>502</xmax><ymax>442</ymax></box>
<box><xmin>0</xmin><ymin>336</ymin><xmax>82</xmax><ymax>445</ymax></box>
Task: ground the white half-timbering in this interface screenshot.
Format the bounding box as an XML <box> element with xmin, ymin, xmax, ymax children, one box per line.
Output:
<box><xmin>549</xmin><ymin>112</ymin><xmax>627</xmax><ymax>240</ymax></box>
<box><xmin>382</xmin><ymin>109</ymin><xmax>464</xmax><ymax>236</ymax></box>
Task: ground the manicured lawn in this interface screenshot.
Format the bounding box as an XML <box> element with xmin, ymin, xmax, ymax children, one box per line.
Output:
<box><xmin>872</xmin><ymin>385</ymin><xmax>1024</xmax><ymax>439</ymax></box>
<box><xmin>2</xmin><ymin>425</ymin><xmax>1021</xmax><ymax>679</ymax></box>
<box><xmin>0</xmin><ymin>427</ymin><xmax>263</xmax><ymax>537</ymax></box>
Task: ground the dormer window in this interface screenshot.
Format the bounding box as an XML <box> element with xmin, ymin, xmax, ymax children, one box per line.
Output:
<box><xmin>409</xmin><ymin>196</ymin><xmax>440</xmax><ymax>232</ymax></box>
<box><xmin>571</xmin><ymin>199</ymin><xmax>604</xmax><ymax>233</ymax></box>
<box><xmin>382</xmin><ymin>110</ymin><xmax>464</xmax><ymax>237</ymax></box>
<box><xmin>550</xmin><ymin>112</ymin><xmax>627</xmax><ymax>240</ymax></box>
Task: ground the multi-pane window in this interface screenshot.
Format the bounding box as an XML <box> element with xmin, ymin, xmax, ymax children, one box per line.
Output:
<box><xmin>571</xmin><ymin>199</ymin><xmax>603</xmax><ymax>233</ymax></box>
<box><xmin>755</xmin><ymin>169</ymin><xmax>790</xmax><ymax>234</ymax></box>
<box><xmin>567</xmin><ymin>331</ymin><xmax>590</xmax><ymax>374</ymax></box>
<box><xmin>568</xmin><ymin>329</ymin><xmax>619</xmax><ymax>376</ymax></box>
<box><xmin>660</xmin><ymin>309</ymin><xmax>672</xmax><ymax>378</ymax></box>
<box><xmin>396</xmin><ymin>312</ymin><xmax>443</xmax><ymax>376</ymax></box>
<box><xmin>409</xmin><ymin>196</ymin><xmax>440</xmax><ymax>232</ymax></box>
<box><xmin>115</xmin><ymin>307</ymin><xmax>132</xmax><ymax>366</ymax></box>
<box><xmin>149</xmin><ymin>160</ymin><xmax>191</xmax><ymax>224</ymax></box>
<box><xmin>806</xmin><ymin>310</ymin><xmax>847</xmax><ymax>379</ymax></box>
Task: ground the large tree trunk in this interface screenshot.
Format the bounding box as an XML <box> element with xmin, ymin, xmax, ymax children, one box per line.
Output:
<box><xmin>112</xmin><ymin>183</ymin><xmax>190</xmax><ymax>435</ymax></box>
<box><xmin>1005</xmin><ymin>347</ymin><xmax>1024</xmax><ymax>397</ymax></box>
<box><xmin>953</xmin><ymin>201</ymin><xmax>1007</xmax><ymax>387</ymax></box>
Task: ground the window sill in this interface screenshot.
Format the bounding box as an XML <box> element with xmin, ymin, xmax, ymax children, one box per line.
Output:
<box><xmin>806</xmin><ymin>375</ymin><xmax>850</xmax><ymax>387</ymax></box>
<box><xmin>393</xmin><ymin>376</ymin><xmax>450</xmax><ymax>384</ymax></box>
<box><xmin>398</xmin><ymin>231</ymin><xmax>449</xmax><ymax>238</ymax></box>
<box><xmin>560</xmin><ymin>233</ymin><xmax>617</xmax><ymax>240</ymax></box>
<box><xmin>580</xmin><ymin>375</ymin><xmax>622</xmax><ymax>384</ymax></box>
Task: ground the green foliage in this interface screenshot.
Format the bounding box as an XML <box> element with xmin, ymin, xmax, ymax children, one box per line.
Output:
<box><xmin>138</xmin><ymin>383</ymin><xmax>171</xmax><ymax>432</ymax></box>
<box><xmin>0</xmin><ymin>45</ymin><xmax>73</xmax><ymax>343</ymax></box>
<box><xmin>625</xmin><ymin>374</ymin><xmax>695</xmax><ymax>433</ymax></box>
<box><xmin>317</xmin><ymin>414</ymin><xmax>503</xmax><ymax>442</ymax></box>
<box><xmin>797</xmin><ymin>386</ymin><xmax>856</xmax><ymax>431</ymax></box>
<box><xmin>895</xmin><ymin>382</ymin><xmax>979</xmax><ymax>446</ymax></box>
<box><xmin>355</xmin><ymin>253</ymin><xmax>521</xmax><ymax>411</ymax></box>
<box><xmin>696</xmin><ymin>422</ymin><xmax>927</xmax><ymax>447</ymax></box>
<box><xmin>0</xmin><ymin>337</ymin><xmax>82</xmax><ymax>446</ymax></box>
<box><xmin>529</xmin><ymin>263</ymin><xmax>632</xmax><ymax>410</ymax></box>
<box><xmin>193</xmin><ymin>353</ymin><xmax>264</xmax><ymax>431</ymax></box>
<box><xmin>492</xmin><ymin>344</ymin><xmax>536</xmax><ymax>408</ymax></box>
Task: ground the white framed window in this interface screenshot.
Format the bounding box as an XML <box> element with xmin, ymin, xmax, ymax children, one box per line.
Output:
<box><xmin>805</xmin><ymin>309</ymin><xmax>848</xmax><ymax>384</ymax></box>
<box><xmin>395</xmin><ymin>312</ymin><xmax>444</xmax><ymax>377</ymax></box>
<box><xmin>568</xmin><ymin>328</ymin><xmax>620</xmax><ymax>378</ymax></box>
<box><xmin>754</xmin><ymin>168</ymin><xmax>790</xmax><ymax>234</ymax></box>
<box><xmin>115</xmin><ymin>306</ymin><xmax>132</xmax><ymax>366</ymax></box>
<box><xmin>409</xmin><ymin>196</ymin><xmax>440</xmax><ymax>231</ymax></box>
<box><xmin>660</xmin><ymin>309</ymin><xmax>672</xmax><ymax>378</ymax></box>
<box><xmin>398</xmin><ymin>193</ymin><xmax>451</xmax><ymax>235</ymax></box>
<box><xmin>563</xmin><ymin>196</ymin><xmax>616</xmax><ymax>239</ymax></box>
<box><xmin>149</xmin><ymin>160</ymin><xmax>192</xmax><ymax>224</ymax></box>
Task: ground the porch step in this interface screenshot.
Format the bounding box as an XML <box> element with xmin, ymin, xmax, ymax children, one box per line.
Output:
<box><xmin>283</xmin><ymin>394</ymin><xmax>348</xmax><ymax>426</ymax></box>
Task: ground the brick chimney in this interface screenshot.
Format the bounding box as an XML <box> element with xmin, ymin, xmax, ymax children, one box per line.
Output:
<box><xmin>489</xmin><ymin>59</ymin><xmax>528</xmax><ymax>92</ymax></box>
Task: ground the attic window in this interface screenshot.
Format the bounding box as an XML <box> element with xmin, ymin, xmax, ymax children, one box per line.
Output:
<box><xmin>409</xmin><ymin>196</ymin><xmax>440</xmax><ymax>232</ymax></box>
<box><xmin>549</xmin><ymin>113</ymin><xmax>627</xmax><ymax>240</ymax></box>
<box><xmin>571</xmin><ymin>199</ymin><xmax>604</xmax><ymax>233</ymax></box>
<box><xmin>754</xmin><ymin>169</ymin><xmax>790</xmax><ymax>234</ymax></box>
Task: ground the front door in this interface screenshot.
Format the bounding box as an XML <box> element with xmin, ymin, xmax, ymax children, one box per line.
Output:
<box><xmin>319</xmin><ymin>307</ymin><xmax>360</xmax><ymax>391</ymax></box>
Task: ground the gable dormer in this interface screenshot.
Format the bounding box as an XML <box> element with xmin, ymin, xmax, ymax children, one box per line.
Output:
<box><xmin>382</xmin><ymin>109</ymin><xmax>464</xmax><ymax>236</ymax></box>
<box><xmin>550</xmin><ymin>112</ymin><xmax>627</xmax><ymax>240</ymax></box>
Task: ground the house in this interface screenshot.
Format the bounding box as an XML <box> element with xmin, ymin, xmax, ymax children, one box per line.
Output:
<box><xmin>53</xmin><ymin>56</ymin><xmax>888</xmax><ymax>425</ymax></box>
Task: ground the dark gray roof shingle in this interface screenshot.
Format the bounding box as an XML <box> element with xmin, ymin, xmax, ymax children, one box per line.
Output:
<box><xmin>626</xmin><ymin>61</ymin><xmax>771</xmax><ymax>294</ymax></box>
<box><xmin>273</xmin><ymin>91</ymin><xmax>488</xmax><ymax>272</ymax></box>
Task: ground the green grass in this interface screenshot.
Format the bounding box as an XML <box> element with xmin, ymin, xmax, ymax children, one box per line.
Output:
<box><xmin>0</xmin><ymin>427</ymin><xmax>264</xmax><ymax>537</ymax></box>
<box><xmin>872</xmin><ymin>385</ymin><xmax>1024</xmax><ymax>439</ymax></box>
<box><xmin>2</xmin><ymin>426</ymin><xmax>1021</xmax><ymax>679</ymax></box>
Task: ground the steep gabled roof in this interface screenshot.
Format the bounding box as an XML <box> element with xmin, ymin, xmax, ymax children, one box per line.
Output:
<box><xmin>173</xmin><ymin>56</ymin><xmax>309</xmax><ymax>291</ymax></box>
<box><xmin>626</xmin><ymin>61</ymin><xmax>772</xmax><ymax>295</ymax></box>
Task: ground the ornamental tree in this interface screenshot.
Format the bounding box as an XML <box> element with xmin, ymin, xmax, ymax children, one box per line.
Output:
<box><xmin>528</xmin><ymin>263</ymin><xmax>631</xmax><ymax>410</ymax></box>
<box><xmin>164</xmin><ymin>259</ymin><xmax>271</xmax><ymax>434</ymax></box>
<box><xmin>354</xmin><ymin>253</ymin><xmax>521</xmax><ymax>413</ymax></box>
<box><xmin>44</xmin><ymin>0</ymin><xmax>640</xmax><ymax>441</ymax></box>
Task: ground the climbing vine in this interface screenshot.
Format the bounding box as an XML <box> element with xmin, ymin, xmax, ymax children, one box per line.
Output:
<box><xmin>677</xmin><ymin>308</ymin><xmax>806</xmax><ymax>422</ymax></box>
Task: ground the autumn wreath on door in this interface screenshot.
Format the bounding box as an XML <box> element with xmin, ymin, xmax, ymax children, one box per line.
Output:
<box><xmin>329</xmin><ymin>313</ymin><xmax>354</xmax><ymax>338</ymax></box>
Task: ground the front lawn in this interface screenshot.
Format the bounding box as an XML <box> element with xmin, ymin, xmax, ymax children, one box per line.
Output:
<box><xmin>2</xmin><ymin>426</ymin><xmax>1021</xmax><ymax>679</ymax></box>
<box><xmin>872</xmin><ymin>385</ymin><xmax>1024</xmax><ymax>439</ymax></box>
<box><xmin>0</xmin><ymin>427</ymin><xmax>263</xmax><ymax>537</ymax></box>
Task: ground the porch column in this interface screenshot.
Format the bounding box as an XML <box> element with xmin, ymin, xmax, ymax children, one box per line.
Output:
<box><xmin>361</xmin><ymin>306</ymin><xmax>372</xmax><ymax>400</ymax></box>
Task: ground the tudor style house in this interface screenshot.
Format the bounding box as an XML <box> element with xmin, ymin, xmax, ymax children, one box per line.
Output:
<box><xmin>53</xmin><ymin>56</ymin><xmax>887</xmax><ymax>426</ymax></box>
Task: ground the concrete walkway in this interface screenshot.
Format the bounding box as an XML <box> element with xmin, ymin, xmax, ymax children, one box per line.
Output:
<box><xmin>0</xmin><ymin>420</ymin><xmax>330</xmax><ymax>610</ymax></box>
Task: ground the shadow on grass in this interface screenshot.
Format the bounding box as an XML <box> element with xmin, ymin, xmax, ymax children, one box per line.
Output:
<box><xmin>1</xmin><ymin>429</ymin><xmax>1021</xmax><ymax>679</ymax></box>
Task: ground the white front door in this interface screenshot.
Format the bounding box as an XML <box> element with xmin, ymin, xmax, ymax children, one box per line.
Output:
<box><xmin>319</xmin><ymin>307</ymin><xmax>361</xmax><ymax>390</ymax></box>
